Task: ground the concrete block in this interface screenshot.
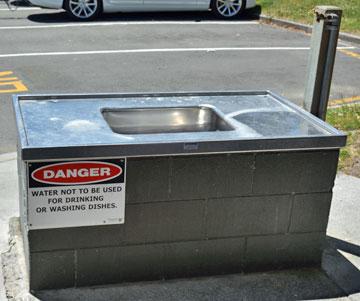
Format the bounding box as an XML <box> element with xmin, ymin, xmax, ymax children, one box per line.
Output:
<box><xmin>253</xmin><ymin>151</ymin><xmax>339</xmax><ymax>194</ymax></box>
<box><xmin>28</xmin><ymin>200</ymin><xmax>205</xmax><ymax>251</ymax></box>
<box><xmin>30</xmin><ymin>250</ymin><xmax>75</xmax><ymax>290</ymax></box>
<box><xmin>163</xmin><ymin>238</ymin><xmax>245</xmax><ymax>278</ymax></box>
<box><xmin>126</xmin><ymin>157</ymin><xmax>170</xmax><ymax>203</ymax></box>
<box><xmin>289</xmin><ymin>193</ymin><xmax>332</xmax><ymax>233</ymax></box>
<box><xmin>170</xmin><ymin>154</ymin><xmax>254</xmax><ymax>200</ymax></box>
<box><xmin>199</xmin><ymin>237</ymin><xmax>245</xmax><ymax>275</ymax></box>
<box><xmin>297</xmin><ymin>151</ymin><xmax>339</xmax><ymax>192</ymax></box>
<box><xmin>77</xmin><ymin>237</ymin><xmax>245</xmax><ymax>287</ymax></box>
<box><xmin>162</xmin><ymin>240</ymin><xmax>204</xmax><ymax>278</ymax></box>
<box><xmin>124</xmin><ymin>200</ymin><xmax>205</xmax><ymax>243</ymax></box>
<box><xmin>28</xmin><ymin>225</ymin><xmax>126</xmax><ymax>252</ymax></box>
<box><xmin>77</xmin><ymin>244</ymin><xmax>164</xmax><ymax>286</ymax></box>
<box><xmin>206</xmin><ymin>195</ymin><xmax>291</xmax><ymax>238</ymax></box>
<box><xmin>245</xmin><ymin>232</ymin><xmax>326</xmax><ymax>272</ymax></box>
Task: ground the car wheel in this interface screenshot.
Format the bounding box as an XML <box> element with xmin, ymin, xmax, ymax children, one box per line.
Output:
<box><xmin>64</xmin><ymin>0</ymin><xmax>101</xmax><ymax>21</ymax></box>
<box><xmin>211</xmin><ymin>0</ymin><xmax>245</xmax><ymax>19</ymax></box>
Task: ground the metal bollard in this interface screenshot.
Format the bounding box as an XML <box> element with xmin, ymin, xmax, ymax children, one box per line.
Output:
<box><xmin>304</xmin><ymin>6</ymin><xmax>342</xmax><ymax>120</ymax></box>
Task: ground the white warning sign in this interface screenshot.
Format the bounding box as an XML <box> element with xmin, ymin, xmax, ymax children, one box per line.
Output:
<box><xmin>27</xmin><ymin>159</ymin><xmax>126</xmax><ymax>229</ymax></box>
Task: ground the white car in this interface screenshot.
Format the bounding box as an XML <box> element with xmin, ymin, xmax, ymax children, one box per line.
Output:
<box><xmin>28</xmin><ymin>0</ymin><xmax>256</xmax><ymax>21</ymax></box>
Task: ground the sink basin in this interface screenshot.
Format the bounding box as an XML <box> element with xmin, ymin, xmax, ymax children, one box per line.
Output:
<box><xmin>102</xmin><ymin>106</ymin><xmax>235</xmax><ymax>135</ymax></box>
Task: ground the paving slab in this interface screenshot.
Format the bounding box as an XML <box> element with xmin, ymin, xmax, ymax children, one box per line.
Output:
<box><xmin>325</xmin><ymin>173</ymin><xmax>360</xmax><ymax>301</ymax></box>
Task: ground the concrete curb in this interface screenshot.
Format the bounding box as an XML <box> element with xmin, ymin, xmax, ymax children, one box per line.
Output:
<box><xmin>260</xmin><ymin>15</ymin><xmax>360</xmax><ymax>45</ymax></box>
<box><xmin>1</xmin><ymin>218</ymin><xmax>37</xmax><ymax>301</ymax></box>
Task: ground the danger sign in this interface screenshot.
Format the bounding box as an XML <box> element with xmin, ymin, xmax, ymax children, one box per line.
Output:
<box><xmin>27</xmin><ymin>159</ymin><xmax>126</xmax><ymax>229</ymax></box>
<box><xmin>31</xmin><ymin>161</ymin><xmax>123</xmax><ymax>185</ymax></box>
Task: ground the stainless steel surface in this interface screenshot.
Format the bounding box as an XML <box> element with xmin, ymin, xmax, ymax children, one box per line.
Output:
<box><xmin>102</xmin><ymin>106</ymin><xmax>235</xmax><ymax>135</ymax></box>
<box><xmin>13</xmin><ymin>91</ymin><xmax>346</xmax><ymax>160</ymax></box>
<box><xmin>304</xmin><ymin>6</ymin><xmax>342</xmax><ymax>120</ymax></box>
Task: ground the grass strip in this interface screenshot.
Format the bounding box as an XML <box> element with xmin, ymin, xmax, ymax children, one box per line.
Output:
<box><xmin>327</xmin><ymin>104</ymin><xmax>360</xmax><ymax>176</ymax></box>
<box><xmin>257</xmin><ymin>0</ymin><xmax>360</xmax><ymax>34</ymax></box>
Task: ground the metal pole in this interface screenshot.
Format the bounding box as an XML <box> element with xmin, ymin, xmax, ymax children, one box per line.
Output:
<box><xmin>303</xmin><ymin>6</ymin><xmax>342</xmax><ymax>120</ymax></box>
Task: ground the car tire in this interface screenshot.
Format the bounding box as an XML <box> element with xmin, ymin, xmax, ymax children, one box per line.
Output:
<box><xmin>64</xmin><ymin>0</ymin><xmax>102</xmax><ymax>21</ymax></box>
<box><xmin>211</xmin><ymin>0</ymin><xmax>245</xmax><ymax>19</ymax></box>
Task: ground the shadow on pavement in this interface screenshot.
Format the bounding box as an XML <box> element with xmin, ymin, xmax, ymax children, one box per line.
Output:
<box><xmin>323</xmin><ymin>236</ymin><xmax>360</xmax><ymax>297</ymax></box>
<box><xmin>34</xmin><ymin>268</ymin><xmax>347</xmax><ymax>301</ymax></box>
<box><xmin>27</xmin><ymin>6</ymin><xmax>261</xmax><ymax>23</ymax></box>
<box><xmin>6</xmin><ymin>0</ymin><xmax>33</xmax><ymax>6</ymax></box>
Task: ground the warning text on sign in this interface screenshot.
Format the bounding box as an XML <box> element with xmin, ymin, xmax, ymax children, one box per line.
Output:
<box><xmin>28</xmin><ymin>183</ymin><xmax>125</xmax><ymax>229</ymax></box>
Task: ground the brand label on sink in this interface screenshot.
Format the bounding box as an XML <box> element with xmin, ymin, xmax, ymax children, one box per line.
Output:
<box><xmin>27</xmin><ymin>159</ymin><xmax>126</xmax><ymax>229</ymax></box>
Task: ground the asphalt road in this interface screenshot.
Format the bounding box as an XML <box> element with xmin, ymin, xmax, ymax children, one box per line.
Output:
<box><xmin>0</xmin><ymin>3</ymin><xmax>359</xmax><ymax>154</ymax></box>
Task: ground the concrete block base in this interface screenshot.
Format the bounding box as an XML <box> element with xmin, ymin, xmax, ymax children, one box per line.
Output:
<box><xmin>21</xmin><ymin>151</ymin><xmax>339</xmax><ymax>290</ymax></box>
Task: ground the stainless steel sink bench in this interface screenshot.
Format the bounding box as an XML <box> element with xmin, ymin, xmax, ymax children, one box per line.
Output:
<box><xmin>13</xmin><ymin>91</ymin><xmax>346</xmax><ymax>290</ymax></box>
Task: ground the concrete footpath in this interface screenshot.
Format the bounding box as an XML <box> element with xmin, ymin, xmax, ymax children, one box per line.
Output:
<box><xmin>0</xmin><ymin>152</ymin><xmax>359</xmax><ymax>300</ymax></box>
<box><xmin>0</xmin><ymin>153</ymin><xmax>18</xmax><ymax>301</ymax></box>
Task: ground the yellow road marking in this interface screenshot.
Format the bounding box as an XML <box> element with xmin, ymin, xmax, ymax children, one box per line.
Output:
<box><xmin>339</xmin><ymin>49</ymin><xmax>360</xmax><ymax>60</ymax></box>
<box><xmin>0</xmin><ymin>77</ymin><xmax>18</xmax><ymax>81</ymax></box>
<box><xmin>329</xmin><ymin>95</ymin><xmax>360</xmax><ymax>106</ymax></box>
<box><xmin>0</xmin><ymin>81</ymin><xmax>28</xmax><ymax>93</ymax></box>
<box><xmin>0</xmin><ymin>70</ymin><xmax>28</xmax><ymax>93</ymax></box>
<box><xmin>0</xmin><ymin>71</ymin><xmax>13</xmax><ymax>76</ymax></box>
